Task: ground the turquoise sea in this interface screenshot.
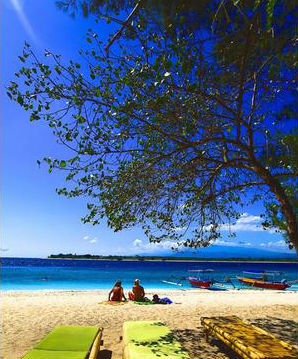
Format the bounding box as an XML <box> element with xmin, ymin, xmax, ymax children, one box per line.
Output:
<box><xmin>1</xmin><ymin>257</ymin><xmax>297</xmax><ymax>291</ymax></box>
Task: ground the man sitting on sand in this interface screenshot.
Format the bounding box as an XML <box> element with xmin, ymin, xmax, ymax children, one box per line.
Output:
<box><xmin>108</xmin><ymin>280</ymin><xmax>127</xmax><ymax>302</ymax></box>
<box><xmin>128</xmin><ymin>279</ymin><xmax>146</xmax><ymax>301</ymax></box>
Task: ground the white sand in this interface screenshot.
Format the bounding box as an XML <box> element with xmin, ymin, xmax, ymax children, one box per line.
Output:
<box><xmin>1</xmin><ymin>289</ymin><xmax>297</xmax><ymax>359</ymax></box>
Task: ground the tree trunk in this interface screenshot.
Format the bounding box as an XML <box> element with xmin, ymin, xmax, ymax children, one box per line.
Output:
<box><xmin>254</xmin><ymin>164</ymin><xmax>298</xmax><ymax>256</ymax></box>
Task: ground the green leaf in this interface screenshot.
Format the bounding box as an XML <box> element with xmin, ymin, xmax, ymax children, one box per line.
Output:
<box><xmin>54</xmin><ymin>66</ymin><xmax>61</xmax><ymax>75</ymax></box>
<box><xmin>60</xmin><ymin>160</ymin><xmax>66</xmax><ymax>168</ymax></box>
<box><xmin>17</xmin><ymin>95</ymin><xmax>24</xmax><ymax>105</ymax></box>
<box><xmin>76</xmin><ymin>115</ymin><xmax>86</xmax><ymax>124</ymax></box>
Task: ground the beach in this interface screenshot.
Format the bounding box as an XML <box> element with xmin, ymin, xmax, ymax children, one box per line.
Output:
<box><xmin>1</xmin><ymin>289</ymin><xmax>297</xmax><ymax>359</ymax></box>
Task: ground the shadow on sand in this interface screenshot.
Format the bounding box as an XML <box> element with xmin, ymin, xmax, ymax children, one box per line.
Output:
<box><xmin>173</xmin><ymin>317</ymin><xmax>298</xmax><ymax>359</ymax></box>
<box><xmin>96</xmin><ymin>317</ymin><xmax>297</xmax><ymax>359</ymax></box>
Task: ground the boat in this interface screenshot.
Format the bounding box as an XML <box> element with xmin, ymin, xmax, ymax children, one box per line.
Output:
<box><xmin>187</xmin><ymin>269</ymin><xmax>229</xmax><ymax>290</ymax></box>
<box><xmin>188</xmin><ymin>277</ymin><xmax>228</xmax><ymax>290</ymax></box>
<box><xmin>188</xmin><ymin>276</ymin><xmax>213</xmax><ymax>288</ymax></box>
<box><xmin>161</xmin><ymin>270</ymin><xmax>226</xmax><ymax>290</ymax></box>
<box><xmin>237</xmin><ymin>271</ymin><xmax>290</xmax><ymax>290</ymax></box>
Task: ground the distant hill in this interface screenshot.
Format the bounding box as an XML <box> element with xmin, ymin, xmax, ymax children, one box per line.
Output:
<box><xmin>48</xmin><ymin>244</ymin><xmax>297</xmax><ymax>261</ymax></box>
<box><xmin>138</xmin><ymin>245</ymin><xmax>296</xmax><ymax>260</ymax></box>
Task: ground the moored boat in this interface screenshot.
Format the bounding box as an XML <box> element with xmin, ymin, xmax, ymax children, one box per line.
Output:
<box><xmin>237</xmin><ymin>271</ymin><xmax>290</xmax><ymax>290</ymax></box>
<box><xmin>187</xmin><ymin>269</ymin><xmax>229</xmax><ymax>290</ymax></box>
<box><xmin>188</xmin><ymin>276</ymin><xmax>213</xmax><ymax>288</ymax></box>
<box><xmin>237</xmin><ymin>277</ymin><xmax>289</xmax><ymax>290</ymax></box>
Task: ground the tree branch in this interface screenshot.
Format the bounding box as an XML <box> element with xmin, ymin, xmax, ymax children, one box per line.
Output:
<box><xmin>105</xmin><ymin>0</ymin><xmax>143</xmax><ymax>54</ymax></box>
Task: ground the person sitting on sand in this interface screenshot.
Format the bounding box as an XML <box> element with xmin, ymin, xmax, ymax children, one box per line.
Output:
<box><xmin>128</xmin><ymin>279</ymin><xmax>145</xmax><ymax>301</ymax></box>
<box><xmin>108</xmin><ymin>280</ymin><xmax>127</xmax><ymax>302</ymax></box>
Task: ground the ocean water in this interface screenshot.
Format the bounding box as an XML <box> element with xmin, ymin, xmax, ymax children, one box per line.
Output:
<box><xmin>1</xmin><ymin>257</ymin><xmax>297</xmax><ymax>291</ymax></box>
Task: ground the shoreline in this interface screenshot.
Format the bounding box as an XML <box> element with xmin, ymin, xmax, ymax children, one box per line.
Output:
<box><xmin>2</xmin><ymin>288</ymin><xmax>298</xmax><ymax>295</ymax></box>
<box><xmin>48</xmin><ymin>258</ymin><xmax>298</xmax><ymax>263</ymax></box>
<box><xmin>46</xmin><ymin>257</ymin><xmax>298</xmax><ymax>263</ymax></box>
<box><xmin>2</xmin><ymin>256</ymin><xmax>297</xmax><ymax>263</ymax></box>
<box><xmin>0</xmin><ymin>287</ymin><xmax>298</xmax><ymax>295</ymax></box>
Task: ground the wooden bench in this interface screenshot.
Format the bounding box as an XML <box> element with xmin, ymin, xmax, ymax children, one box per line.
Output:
<box><xmin>201</xmin><ymin>316</ymin><xmax>297</xmax><ymax>359</ymax></box>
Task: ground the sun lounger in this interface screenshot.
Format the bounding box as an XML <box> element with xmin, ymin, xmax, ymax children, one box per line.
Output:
<box><xmin>122</xmin><ymin>321</ymin><xmax>190</xmax><ymax>359</ymax></box>
<box><xmin>201</xmin><ymin>316</ymin><xmax>298</xmax><ymax>359</ymax></box>
<box><xmin>22</xmin><ymin>325</ymin><xmax>103</xmax><ymax>359</ymax></box>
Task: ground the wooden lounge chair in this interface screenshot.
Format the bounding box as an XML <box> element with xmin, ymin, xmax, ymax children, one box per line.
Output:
<box><xmin>22</xmin><ymin>325</ymin><xmax>103</xmax><ymax>359</ymax></box>
<box><xmin>122</xmin><ymin>321</ymin><xmax>190</xmax><ymax>359</ymax></box>
<box><xmin>201</xmin><ymin>316</ymin><xmax>298</xmax><ymax>359</ymax></box>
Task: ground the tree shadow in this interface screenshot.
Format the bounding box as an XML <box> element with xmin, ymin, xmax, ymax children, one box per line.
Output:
<box><xmin>173</xmin><ymin>328</ymin><xmax>242</xmax><ymax>359</ymax></box>
<box><xmin>131</xmin><ymin>331</ymin><xmax>188</xmax><ymax>357</ymax></box>
<box><xmin>95</xmin><ymin>318</ymin><xmax>298</xmax><ymax>359</ymax></box>
<box><xmin>173</xmin><ymin>317</ymin><xmax>298</xmax><ymax>359</ymax></box>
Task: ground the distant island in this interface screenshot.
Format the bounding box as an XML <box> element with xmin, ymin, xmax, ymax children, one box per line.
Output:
<box><xmin>48</xmin><ymin>254</ymin><xmax>297</xmax><ymax>262</ymax></box>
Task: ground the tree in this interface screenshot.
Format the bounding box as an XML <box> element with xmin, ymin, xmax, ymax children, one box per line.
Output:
<box><xmin>7</xmin><ymin>1</ymin><xmax>298</xmax><ymax>252</ymax></box>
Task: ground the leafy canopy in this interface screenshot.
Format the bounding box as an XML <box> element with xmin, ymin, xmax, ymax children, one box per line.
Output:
<box><xmin>7</xmin><ymin>0</ymin><xmax>298</xmax><ymax>249</ymax></box>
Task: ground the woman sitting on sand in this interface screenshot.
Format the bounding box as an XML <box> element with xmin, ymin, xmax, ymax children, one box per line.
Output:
<box><xmin>108</xmin><ymin>280</ymin><xmax>127</xmax><ymax>302</ymax></box>
<box><xmin>128</xmin><ymin>279</ymin><xmax>146</xmax><ymax>301</ymax></box>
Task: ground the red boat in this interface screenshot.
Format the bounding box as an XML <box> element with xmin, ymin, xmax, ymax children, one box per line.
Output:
<box><xmin>237</xmin><ymin>271</ymin><xmax>290</xmax><ymax>290</ymax></box>
<box><xmin>188</xmin><ymin>277</ymin><xmax>213</xmax><ymax>288</ymax></box>
<box><xmin>187</xmin><ymin>269</ymin><xmax>228</xmax><ymax>290</ymax></box>
<box><xmin>162</xmin><ymin>269</ymin><xmax>229</xmax><ymax>290</ymax></box>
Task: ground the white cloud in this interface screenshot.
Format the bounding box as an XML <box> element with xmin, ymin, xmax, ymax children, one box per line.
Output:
<box><xmin>0</xmin><ymin>248</ymin><xmax>9</xmax><ymax>252</ymax></box>
<box><xmin>220</xmin><ymin>213</ymin><xmax>279</xmax><ymax>234</ymax></box>
<box><xmin>83</xmin><ymin>236</ymin><xmax>97</xmax><ymax>244</ymax></box>
<box><xmin>133</xmin><ymin>239</ymin><xmax>178</xmax><ymax>252</ymax></box>
<box><xmin>213</xmin><ymin>239</ymin><xmax>251</xmax><ymax>247</ymax></box>
<box><xmin>237</xmin><ymin>213</ymin><xmax>260</xmax><ymax>224</ymax></box>
<box><xmin>10</xmin><ymin>0</ymin><xmax>39</xmax><ymax>44</ymax></box>
<box><xmin>213</xmin><ymin>239</ymin><xmax>238</xmax><ymax>246</ymax></box>
<box><xmin>258</xmin><ymin>240</ymin><xmax>288</xmax><ymax>250</ymax></box>
<box><xmin>133</xmin><ymin>239</ymin><xmax>143</xmax><ymax>248</ymax></box>
<box><xmin>266</xmin><ymin>240</ymin><xmax>286</xmax><ymax>248</ymax></box>
<box><xmin>130</xmin><ymin>213</ymin><xmax>286</xmax><ymax>254</ymax></box>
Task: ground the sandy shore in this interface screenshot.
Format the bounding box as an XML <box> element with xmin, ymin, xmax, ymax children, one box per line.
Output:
<box><xmin>1</xmin><ymin>289</ymin><xmax>297</xmax><ymax>359</ymax></box>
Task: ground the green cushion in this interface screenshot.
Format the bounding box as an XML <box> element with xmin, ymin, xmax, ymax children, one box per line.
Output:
<box><xmin>34</xmin><ymin>326</ymin><xmax>98</xmax><ymax>352</ymax></box>
<box><xmin>22</xmin><ymin>349</ymin><xmax>88</xmax><ymax>359</ymax></box>
<box><xmin>123</xmin><ymin>321</ymin><xmax>190</xmax><ymax>359</ymax></box>
<box><xmin>22</xmin><ymin>326</ymin><xmax>100</xmax><ymax>359</ymax></box>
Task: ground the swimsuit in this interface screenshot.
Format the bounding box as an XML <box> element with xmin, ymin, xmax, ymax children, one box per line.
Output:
<box><xmin>111</xmin><ymin>287</ymin><xmax>122</xmax><ymax>301</ymax></box>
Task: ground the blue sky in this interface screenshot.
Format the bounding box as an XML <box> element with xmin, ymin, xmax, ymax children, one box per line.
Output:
<box><xmin>1</xmin><ymin>0</ymin><xmax>294</xmax><ymax>258</ymax></box>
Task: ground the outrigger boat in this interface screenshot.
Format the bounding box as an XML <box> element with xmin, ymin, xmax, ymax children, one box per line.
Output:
<box><xmin>162</xmin><ymin>269</ymin><xmax>233</xmax><ymax>291</ymax></box>
<box><xmin>187</xmin><ymin>269</ymin><xmax>229</xmax><ymax>291</ymax></box>
<box><xmin>188</xmin><ymin>269</ymin><xmax>214</xmax><ymax>288</ymax></box>
<box><xmin>237</xmin><ymin>271</ymin><xmax>291</xmax><ymax>290</ymax></box>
